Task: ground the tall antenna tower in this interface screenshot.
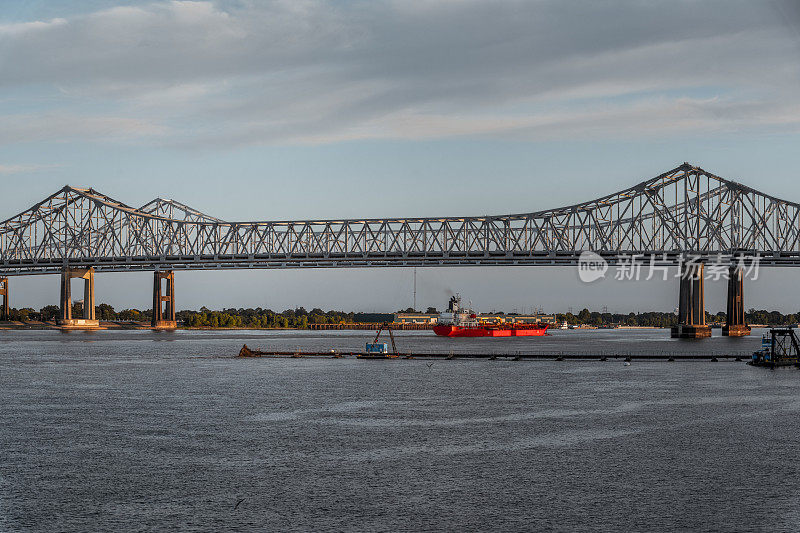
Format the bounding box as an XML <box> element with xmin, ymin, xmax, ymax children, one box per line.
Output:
<box><xmin>413</xmin><ymin>267</ymin><xmax>417</xmax><ymax>311</ymax></box>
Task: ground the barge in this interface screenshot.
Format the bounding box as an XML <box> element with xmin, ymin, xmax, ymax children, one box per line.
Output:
<box><xmin>749</xmin><ymin>328</ymin><xmax>800</xmax><ymax>368</ymax></box>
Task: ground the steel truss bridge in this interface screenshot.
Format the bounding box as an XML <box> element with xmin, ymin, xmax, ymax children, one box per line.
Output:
<box><xmin>2</xmin><ymin>163</ymin><xmax>800</xmax><ymax>276</ymax></box>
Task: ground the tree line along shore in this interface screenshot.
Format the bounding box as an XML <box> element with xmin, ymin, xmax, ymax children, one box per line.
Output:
<box><xmin>0</xmin><ymin>304</ymin><xmax>798</xmax><ymax>329</ymax></box>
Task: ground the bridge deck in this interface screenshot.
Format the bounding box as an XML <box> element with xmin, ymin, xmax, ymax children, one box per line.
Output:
<box><xmin>3</xmin><ymin>163</ymin><xmax>800</xmax><ymax>274</ymax></box>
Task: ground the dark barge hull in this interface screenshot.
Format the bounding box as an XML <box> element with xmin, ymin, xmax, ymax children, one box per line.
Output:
<box><xmin>237</xmin><ymin>346</ymin><xmax>746</xmax><ymax>361</ymax></box>
<box><xmin>747</xmin><ymin>361</ymin><xmax>800</xmax><ymax>368</ymax></box>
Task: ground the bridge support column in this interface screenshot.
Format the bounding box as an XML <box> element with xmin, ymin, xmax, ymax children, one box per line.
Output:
<box><xmin>671</xmin><ymin>263</ymin><xmax>711</xmax><ymax>338</ymax></box>
<box><xmin>152</xmin><ymin>271</ymin><xmax>176</xmax><ymax>330</ymax></box>
<box><xmin>0</xmin><ymin>277</ymin><xmax>9</xmax><ymax>321</ymax></box>
<box><xmin>722</xmin><ymin>265</ymin><xmax>750</xmax><ymax>337</ymax></box>
<box><xmin>58</xmin><ymin>267</ymin><xmax>99</xmax><ymax>329</ymax></box>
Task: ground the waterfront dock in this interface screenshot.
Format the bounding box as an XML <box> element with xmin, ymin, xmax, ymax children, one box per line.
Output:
<box><xmin>309</xmin><ymin>323</ymin><xmax>433</xmax><ymax>330</ymax></box>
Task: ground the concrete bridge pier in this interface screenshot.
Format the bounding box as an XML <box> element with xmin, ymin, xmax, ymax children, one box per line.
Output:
<box><xmin>0</xmin><ymin>277</ymin><xmax>9</xmax><ymax>321</ymax></box>
<box><xmin>152</xmin><ymin>271</ymin><xmax>176</xmax><ymax>329</ymax></box>
<box><xmin>58</xmin><ymin>267</ymin><xmax>99</xmax><ymax>329</ymax></box>
<box><xmin>723</xmin><ymin>265</ymin><xmax>750</xmax><ymax>336</ymax></box>
<box><xmin>671</xmin><ymin>263</ymin><xmax>711</xmax><ymax>338</ymax></box>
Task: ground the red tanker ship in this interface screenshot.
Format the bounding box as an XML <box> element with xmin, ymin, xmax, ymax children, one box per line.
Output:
<box><xmin>432</xmin><ymin>295</ymin><xmax>549</xmax><ymax>337</ymax></box>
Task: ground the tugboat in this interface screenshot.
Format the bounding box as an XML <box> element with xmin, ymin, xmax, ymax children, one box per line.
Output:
<box><xmin>432</xmin><ymin>295</ymin><xmax>549</xmax><ymax>337</ymax></box>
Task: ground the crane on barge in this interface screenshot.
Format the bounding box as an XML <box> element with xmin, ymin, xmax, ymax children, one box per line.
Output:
<box><xmin>750</xmin><ymin>328</ymin><xmax>800</xmax><ymax>368</ymax></box>
<box><xmin>359</xmin><ymin>323</ymin><xmax>400</xmax><ymax>359</ymax></box>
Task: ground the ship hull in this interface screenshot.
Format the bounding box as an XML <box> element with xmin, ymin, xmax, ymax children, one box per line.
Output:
<box><xmin>433</xmin><ymin>325</ymin><xmax>549</xmax><ymax>337</ymax></box>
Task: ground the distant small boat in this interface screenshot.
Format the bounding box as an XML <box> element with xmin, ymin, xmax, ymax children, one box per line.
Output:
<box><xmin>623</xmin><ymin>361</ymin><xmax>631</xmax><ymax>366</ymax></box>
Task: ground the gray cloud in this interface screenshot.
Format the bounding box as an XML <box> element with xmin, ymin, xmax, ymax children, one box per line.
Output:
<box><xmin>0</xmin><ymin>112</ymin><xmax>167</xmax><ymax>144</ymax></box>
<box><xmin>0</xmin><ymin>163</ymin><xmax>62</xmax><ymax>174</ymax></box>
<box><xmin>0</xmin><ymin>0</ymin><xmax>797</xmax><ymax>147</ymax></box>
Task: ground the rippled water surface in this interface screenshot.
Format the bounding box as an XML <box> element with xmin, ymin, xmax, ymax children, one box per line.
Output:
<box><xmin>1</xmin><ymin>328</ymin><xmax>799</xmax><ymax>532</ymax></box>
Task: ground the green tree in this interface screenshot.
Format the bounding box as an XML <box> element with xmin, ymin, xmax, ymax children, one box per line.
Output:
<box><xmin>118</xmin><ymin>309</ymin><xmax>142</xmax><ymax>321</ymax></box>
<box><xmin>96</xmin><ymin>303</ymin><xmax>117</xmax><ymax>320</ymax></box>
<box><xmin>40</xmin><ymin>305</ymin><xmax>60</xmax><ymax>321</ymax></box>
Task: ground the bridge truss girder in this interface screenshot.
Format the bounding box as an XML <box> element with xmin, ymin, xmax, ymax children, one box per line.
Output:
<box><xmin>2</xmin><ymin>163</ymin><xmax>799</xmax><ymax>275</ymax></box>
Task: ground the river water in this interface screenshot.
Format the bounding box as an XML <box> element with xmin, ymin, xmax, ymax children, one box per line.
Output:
<box><xmin>1</xmin><ymin>328</ymin><xmax>798</xmax><ymax>532</ymax></box>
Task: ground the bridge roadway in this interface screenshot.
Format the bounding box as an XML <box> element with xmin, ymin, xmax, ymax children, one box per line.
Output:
<box><xmin>0</xmin><ymin>162</ymin><xmax>796</xmax><ymax>333</ymax></box>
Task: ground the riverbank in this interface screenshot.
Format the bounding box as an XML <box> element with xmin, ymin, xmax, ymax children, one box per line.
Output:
<box><xmin>0</xmin><ymin>321</ymin><xmax>778</xmax><ymax>332</ymax></box>
<box><xmin>0</xmin><ymin>321</ymin><xmax>322</xmax><ymax>331</ymax></box>
<box><xmin>0</xmin><ymin>320</ymin><xmax>150</xmax><ymax>330</ymax></box>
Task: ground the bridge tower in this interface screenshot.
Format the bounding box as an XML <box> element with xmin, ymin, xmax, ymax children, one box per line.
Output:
<box><xmin>722</xmin><ymin>264</ymin><xmax>750</xmax><ymax>336</ymax></box>
<box><xmin>0</xmin><ymin>277</ymin><xmax>9</xmax><ymax>321</ymax></box>
<box><xmin>671</xmin><ymin>263</ymin><xmax>711</xmax><ymax>338</ymax></box>
<box><xmin>59</xmin><ymin>267</ymin><xmax>99</xmax><ymax>329</ymax></box>
<box><xmin>152</xmin><ymin>271</ymin><xmax>176</xmax><ymax>329</ymax></box>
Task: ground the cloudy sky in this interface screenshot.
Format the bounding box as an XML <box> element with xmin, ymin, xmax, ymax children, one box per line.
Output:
<box><xmin>2</xmin><ymin>0</ymin><xmax>800</xmax><ymax>313</ymax></box>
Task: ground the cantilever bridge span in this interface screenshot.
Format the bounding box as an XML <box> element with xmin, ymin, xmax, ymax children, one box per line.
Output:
<box><xmin>2</xmin><ymin>163</ymin><xmax>800</xmax><ymax>274</ymax></box>
<box><xmin>0</xmin><ymin>162</ymin><xmax>796</xmax><ymax>334</ymax></box>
